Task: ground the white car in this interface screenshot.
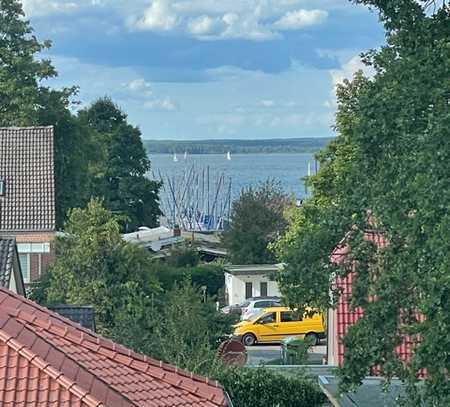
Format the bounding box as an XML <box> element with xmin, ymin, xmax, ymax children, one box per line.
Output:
<box><xmin>240</xmin><ymin>298</ymin><xmax>282</xmax><ymax>321</ymax></box>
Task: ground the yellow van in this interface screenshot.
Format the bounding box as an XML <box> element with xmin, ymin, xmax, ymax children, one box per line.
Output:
<box><xmin>233</xmin><ymin>307</ymin><xmax>325</xmax><ymax>346</ymax></box>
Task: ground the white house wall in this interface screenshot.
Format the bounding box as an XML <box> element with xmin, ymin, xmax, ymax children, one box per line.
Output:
<box><xmin>225</xmin><ymin>273</ymin><xmax>281</xmax><ymax>306</ymax></box>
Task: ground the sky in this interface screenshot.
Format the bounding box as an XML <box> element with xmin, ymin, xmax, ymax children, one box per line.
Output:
<box><xmin>23</xmin><ymin>0</ymin><xmax>385</xmax><ymax>140</ymax></box>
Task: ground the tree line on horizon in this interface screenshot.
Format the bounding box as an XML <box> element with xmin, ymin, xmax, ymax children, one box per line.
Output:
<box><xmin>144</xmin><ymin>137</ymin><xmax>333</xmax><ymax>155</ymax></box>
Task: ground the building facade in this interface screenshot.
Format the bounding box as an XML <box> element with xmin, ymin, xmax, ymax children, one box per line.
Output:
<box><xmin>0</xmin><ymin>127</ymin><xmax>56</xmax><ymax>285</ymax></box>
<box><xmin>224</xmin><ymin>264</ymin><xmax>283</xmax><ymax>306</ymax></box>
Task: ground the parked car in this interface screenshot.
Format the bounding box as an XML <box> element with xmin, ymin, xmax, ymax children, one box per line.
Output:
<box><xmin>240</xmin><ymin>298</ymin><xmax>282</xmax><ymax>321</ymax></box>
<box><xmin>233</xmin><ymin>307</ymin><xmax>325</xmax><ymax>346</ymax></box>
<box><xmin>221</xmin><ymin>296</ymin><xmax>280</xmax><ymax>317</ymax></box>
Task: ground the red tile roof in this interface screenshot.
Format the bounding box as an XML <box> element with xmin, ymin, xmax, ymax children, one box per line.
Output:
<box><xmin>0</xmin><ymin>127</ymin><xmax>55</xmax><ymax>232</ymax></box>
<box><xmin>0</xmin><ymin>288</ymin><xmax>228</xmax><ymax>406</ymax></box>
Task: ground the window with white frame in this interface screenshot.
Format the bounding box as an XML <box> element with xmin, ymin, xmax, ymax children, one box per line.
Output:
<box><xmin>18</xmin><ymin>253</ymin><xmax>30</xmax><ymax>283</ymax></box>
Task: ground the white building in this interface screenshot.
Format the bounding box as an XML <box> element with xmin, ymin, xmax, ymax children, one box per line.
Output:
<box><xmin>123</xmin><ymin>226</ymin><xmax>183</xmax><ymax>252</ymax></box>
<box><xmin>224</xmin><ymin>264</ymin><xmax>283</xmax><ymax>306</ymax></box>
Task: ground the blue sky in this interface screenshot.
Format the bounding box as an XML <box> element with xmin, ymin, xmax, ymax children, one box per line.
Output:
<box><xmin>24</xmin><ymin>0</ymin><xmax>384</xmax><ymax>140</ymax></box>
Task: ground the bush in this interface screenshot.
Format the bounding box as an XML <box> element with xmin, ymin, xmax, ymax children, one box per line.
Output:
<box><xmin>216</xmin><ymin>367</ymin><xmax>326</xmax><ymax>407</ymax></box>
<box><xmin>166</xmin><ymin>244</ymin><xmax>199</xmax><ymax>267</ymax></box>
<box><xmin>153</xmin><ymin>262</ymin><xmax>225</xmax><ymax>297</ymax></box>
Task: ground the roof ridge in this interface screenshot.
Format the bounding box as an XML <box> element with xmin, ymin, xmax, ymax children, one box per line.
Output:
<box><xmin>0</xmin><ymin>287</ymin><xmax>98</xmax><ymax>338</ymax></box>
<box><xmin>0</xmin><ymin>126</ymin><xmax>54</xmax><ymax>130</ymax></box>
<box><xmin>13</xmin><ymin>306</ymin><xmax>225</xmax><ymax>403</ymax></box>
<box><xmin>0</xmin><ymin>326</ymin><xmax>104</xmax><ymax>407</ymax></box>
<box><xmin>2</xmin><ymin>307</ymin><xmax>139</xmax><ymax>407</ymax></box>
<box><xmin>0</xmin><ymin>289</ymin><xmax>226</xmax><ymax>405</ymax></box>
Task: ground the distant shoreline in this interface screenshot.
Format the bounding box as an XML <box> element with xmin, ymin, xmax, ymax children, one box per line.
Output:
<box><xmin>144</xmin><ymin>137</ymin><xmax>333</xmax><ymax>155</ymax></box>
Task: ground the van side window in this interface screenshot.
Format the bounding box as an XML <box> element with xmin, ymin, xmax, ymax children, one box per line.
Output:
<box><xmin>258</xmin><ymin>312</ymin><xmax>276</xmax><ymax>324</ymax></box>
<box><xmin>281</xmin><ymin>312</ymin><xmax>301</xmax><ymax>322</ymax></box>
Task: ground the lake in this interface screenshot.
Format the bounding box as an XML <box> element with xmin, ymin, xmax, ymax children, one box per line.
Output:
<box><xmin>150</xmin><ymin>153</ymin><xmax>315</xmax><ymax>228</ymax></box>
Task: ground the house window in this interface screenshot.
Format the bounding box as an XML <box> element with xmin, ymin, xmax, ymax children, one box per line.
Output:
<box><xmin>245</xmin><ymin>282</ymin><xmax>253</xmax><ymax>299</ymax></box>
<box><xmin>260</xmin><ymin>282</ymin><xmax>268</xmax><ymax>297</ymax></box>
<box><xmin>18</xmin><ymin>253</ymin><xmax>30</xmax><ymax>283</ymax></box>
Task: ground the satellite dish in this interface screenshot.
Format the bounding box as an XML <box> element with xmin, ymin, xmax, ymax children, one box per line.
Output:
<box><xmin>217</xmin><ymin>339</ymin><xmax>247</xmax><ymax>367</ymax></box>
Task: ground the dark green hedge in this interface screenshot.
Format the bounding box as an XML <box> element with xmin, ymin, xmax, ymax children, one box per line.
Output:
<box><xmin>216</xmin><ymin>367</ymin><xmax>327</xmax><ymax>407</ymax></box>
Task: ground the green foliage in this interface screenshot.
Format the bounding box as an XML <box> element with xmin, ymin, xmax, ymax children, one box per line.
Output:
<box><xmin>166</xmin><ymin>244</ymin><xmax>200</xmax><ymax>267</ymax></box>
<box><xmin>113</xmin><ymin>280</ymin><xmax>233</xmax><ymax>377</ymax></box>
<box><xmin>31</xmin><ymin>200</ymin><xmax>231</xmax><ymax>377</ymax></box>
<box><xmin>36</xmin><ymin>88</ymin><xmax>98</xmax><ymax>227</ymax></box>
<box><xmin>79</xmin><ymin>98</ymin><xmax>161</xmax><ymax>230</ymax></box>
<box><xmin>224</xmin><ymin>179</ymin><xmax>293</xmax><ymax>264</ymax></box>
<box><xmin>0</xmin><ymin>0</ymin><xmax>56</xmax><ymax>125</ymax></box>
<box><xmin>30</xmin><ymin>199</ymin><xmax>159</xmax><ymax>334</ymax></box>
<box><xmin>152</xmin><ymin>262</ymin><xmax>225</xmax><ymax>298</ymax></box>
<box><xmin>216</xmin><ymin>368</ymin><xmax>326</xmax><ymax>407</ymax></box>
<box><xmin>276</xmin><ymin>1</ymin><xmax>450</xmax><ymax>404</ymax></box>
<box><xmin>0</xmin><ymin>1</ymin><xmax>96</xmax><ymax>226</ymax></box>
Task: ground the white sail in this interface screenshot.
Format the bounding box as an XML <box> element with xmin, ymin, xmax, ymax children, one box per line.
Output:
<box><xmin>307</xmin><ymin>161</ymin><xmax>311</xmax><ymax>176</ymax></box>
<box><xmin>226</xmin><ymin>151</ymin><xmax>231</xmax><ymax>160</ymax></box>
<box><xmin>173</xmin><ymin>153</ymin><xmax>178</xmax><ymax>162</ymax></box>
<box><xmin>184</xmin><ymin>151</ymin><xmax>188</xmax><ymax>160</ymax></box>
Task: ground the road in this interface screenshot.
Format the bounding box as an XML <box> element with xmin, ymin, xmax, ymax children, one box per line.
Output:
<box><xmin>246</xmin><ymin>343</ymin><xmax>326</xmax><ymax>366</ymax></box>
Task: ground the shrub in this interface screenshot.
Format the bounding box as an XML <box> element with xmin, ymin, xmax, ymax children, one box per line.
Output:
<box><xmin>216</xmin><ymin>367</ymin><xmax>326</xmax><ymax>407</ymax></box>
<box><xmin>152</xmin><ymin>262</ymin><xmax>225</xmax><ymax>297</ymax></box>
<box><xmin>166</xmin><ymin>244</ymin><xmax>199</xmax><ymax>267</ymax></box>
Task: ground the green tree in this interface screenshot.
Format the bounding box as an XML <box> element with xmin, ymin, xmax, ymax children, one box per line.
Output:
<box><xmin>145</xmin><ymin>281</ymin><xmax>231</xmax><ymax>375</ymax></box>
<box><xmin>0</xmin><ymin>0</ymin><xmax>98</xmax><ymax>226</ymax></box>
<box><xmin>36</xmin><ymin>88</ymin><xmax>98</xmax><ymax>227</ymax></box>
<box><xmin>224</xmin><ymin>179</ymin><xmax>292</xmax><ymax>264</ymax></box>
<box><xmin>79</xmin><ymin>98</ymin><xmax>161</xmax><ymax>230</ymax></box>
<box><xmin>0</xmin><ymin>0</ymin><xmax>56</xmax><ymax>125</ymax></box>
<box><xmin>276</xmin><ymin>1</ymin><xmax>450</xmax><ymax>404</ymax></box>
<box><xmin>30</xmin><ymin>199</ymin><xmax>159</xmax><ymax>334</ymax></box>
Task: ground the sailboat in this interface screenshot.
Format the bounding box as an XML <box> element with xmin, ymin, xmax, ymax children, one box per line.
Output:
<box><xmin>226</xmin><ymin>151</ymin><xmax>231</xmax><ymax>161</ymax></box>
<box><xmin>173</xmin><ymin>153</ymin><xmax>178</xmax><ymax>162</ymax></box>
<box><xmin>184</xmin><ymin>151</ymin><xmax>188</xmax><ymax>160</ymax></box>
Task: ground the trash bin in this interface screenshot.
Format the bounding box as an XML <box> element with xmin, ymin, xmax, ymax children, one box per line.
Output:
<box><xmin>281</xmin><ymin>335</ymin><xmax>310</xmax><ymax>365</ymax></box>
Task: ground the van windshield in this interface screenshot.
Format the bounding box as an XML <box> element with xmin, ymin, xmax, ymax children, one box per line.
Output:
<box><xmin>250</xmin><ymin>310</ymin><xmax>267</xmax><ymax>321</ymax></box>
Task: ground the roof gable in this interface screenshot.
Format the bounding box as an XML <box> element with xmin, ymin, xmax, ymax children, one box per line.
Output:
<box><xmin>0</xmin><ymin>288</ymin><xmax>227</xmax><ymax>407</ymax></box>
<box><xmin>0</xmin><ymin>238</ymin><xmax>25</xmax><ymax>295</ymax></box>
<box><xmin>0</xmin><ymin>127</ymin><xmax>55</xmax><ymax>232</ymax></box>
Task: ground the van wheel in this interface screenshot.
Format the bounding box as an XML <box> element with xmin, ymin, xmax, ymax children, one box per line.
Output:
<box><xmin>242</xmin><ymin>333</ymin><xmax>256</xmax><ymax>346</ymax></box>
<box><xmin>305</xmin><ymin>333</ymin><xmax>319</xmax><ymax>346</ymax></box>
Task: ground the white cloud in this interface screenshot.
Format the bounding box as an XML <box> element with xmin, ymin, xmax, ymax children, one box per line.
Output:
<box><xmin>46</xmin><ymin>55</ymin><xmax>179</xmax><ymax>115</ymax></box>
<box><xmin>273</xmin><ymin>9</ymin><xmax>328</xmax><ymax>30</ymax></box>
<box><xmin>330</xmin><ymin>55</ymin><xmax>374</xmax><ymax>88</ymax></box>
<box><xmin>134</xmin><ymin>0</ymin><xmax>179</xmax><ymax>31</ymax></box>
<box><xmin>261</xmin><ymin>100</ymin><xmax>275</xmax><ymax>107</ymax></box>
<box><xmin>188</xmin><ymin>15</ymin><xmax>225</xmax><ymax>35</ymax></box>
<box><xmin>22</xmin><ymin>0</ymin><xmax>79</xmax><ymax>17</ymax></box>
<box><xmin>325</xmin><ymin>54</ymin><xmax>375</xmax><ymax>107</ymax></box>
<box><xmin>125</xmin><ymin>78</ymin><xmax>153</xmax><ymax>96</ymax></box>
<box><xmin>144</xmin><ymin>97</ymin><xmax>179</xmax><ymax>111</ymax></box>
<box><xmin>129</xmin><ymin>1</ymin><xmax>328</xmax><ymax>40</ymax></box>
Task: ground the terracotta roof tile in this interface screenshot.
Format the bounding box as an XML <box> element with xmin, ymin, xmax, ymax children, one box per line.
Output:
<box><xmin>0</xmin><ymin>288</ymin><xmax>228</xmax><ymax>406</ymax></box>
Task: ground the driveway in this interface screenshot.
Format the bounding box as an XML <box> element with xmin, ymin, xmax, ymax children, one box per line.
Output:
<box><xmin>246</xmin><ymin>343</ymin><xmax>326</xmax><ymax>366</ymax></box>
